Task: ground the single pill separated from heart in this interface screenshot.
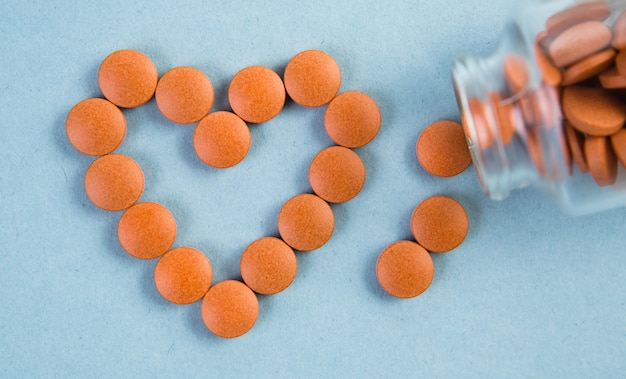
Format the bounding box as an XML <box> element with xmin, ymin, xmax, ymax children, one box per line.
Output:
<box><xmin>410</xmin><ymin>195</ymin><xmax>469</xmax><ymax>253</ymax></box>
<box><xmin>98</xmin><ymin>49</ymin><xmax>158</xmax><ymax>108</ymax></box>
<box><xmin>154</xmin><ymin>246</ymin><xmax>212</xmax><ymax>305</ymax></box>
<box><xmin>117</xmin><ymin>202</ymin><xmax>177</xmax><ymax>260</ymax></box>
<box><xmin>417</xmin><ymin>120</ymin><xmax>471</xmax><ymax>177</ymax></box>
<box><xmin>66</xmin><ymin>98</ymin><xmax>126</xmax><ymax>156</ymax></box>
<box><xmin>84</xmin><ymin>154</ymin><xmax>144</xmax><ymax>211</ymax></box>
<box><xmin>376</xmin><ymin>240</ymin><xmax>434</xmax><ymax>299</ymax></box>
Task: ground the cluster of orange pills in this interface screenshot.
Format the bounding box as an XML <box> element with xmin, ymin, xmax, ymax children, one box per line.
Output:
<box><xmin>375</xmin><ymin>120</ymin><xmax>471</xmax><ymax>299</ymax></box>
<box><xmin>464</xmin><ymin>1</ymin><xmax>626</xmax><ymax>188</ymax></box>
<box><xmin>66</xmin><ymin>49</ymin><xmax>380</xmax><ymax>338</ymax></box>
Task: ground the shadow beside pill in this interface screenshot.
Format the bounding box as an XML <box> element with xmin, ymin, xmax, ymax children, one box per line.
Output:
<box><xmin>429</xmin><ymin>252</ymin><xmax>447</xmax><ymax>288</ymax></box>
<box><xmin>141</xmin><ymin>258</ymin><xmax>169</xmax><ymax>306</ymax></box>
<box><xmin>364</xmin><ymin>241</ymin><xmax>400</xmax><ymax>302</ymax></box>
<box><xmin>54</xmin><ymin>111</ymin><xmax>83</xmax><ymax>159</ymax></box>
<box><xmin>186</xmin><ymin>301</ymin><xmax>210</xmax><ymax>338</ymax></box>
<box><xmin>102</xmin><ymin>214</ymin><xmax>132</xmax><ymax>261</ymax></box>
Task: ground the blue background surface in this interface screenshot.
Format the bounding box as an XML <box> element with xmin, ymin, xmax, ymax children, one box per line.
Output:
<box><xmin>1</xmin><ymin>0</ymin><xmax>625</xmax><ymax>377</ymax></box>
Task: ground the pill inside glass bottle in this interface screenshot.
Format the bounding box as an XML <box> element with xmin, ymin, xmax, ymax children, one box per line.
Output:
<box><xmin>452</xmin><ymin>0</ymin><xmax>626</xmax><ymax>215</ymax></box>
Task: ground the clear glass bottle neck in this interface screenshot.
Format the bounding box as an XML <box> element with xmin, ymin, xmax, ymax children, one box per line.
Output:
<box><xmin>452</xmin><ymin>23</ymin><xmax>568</xmax><ymax>200</ymax></box>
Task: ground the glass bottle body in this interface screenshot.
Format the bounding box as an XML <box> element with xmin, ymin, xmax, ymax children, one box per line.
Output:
<box><xmin>452</xmin><ymin>0</ymin><xmax>626</xmax><ymax>215</ymax></box>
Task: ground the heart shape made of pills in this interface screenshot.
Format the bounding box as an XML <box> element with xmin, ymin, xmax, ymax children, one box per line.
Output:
<box><xmin>66</xmin><ymin>49</ymin><xmax>382</xmax><ymax>338</ymax></box>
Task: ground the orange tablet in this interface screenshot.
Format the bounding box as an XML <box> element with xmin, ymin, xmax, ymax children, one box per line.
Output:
<box><xmin>201</xmin><ymin>280</ymin><xmax>258</xmax><ymax>338</ymax></box>
<box><xmin>308</xmin><ymin>146</ymin><xmax>366</xmax><ymax>203</ymax></box>
<box><xmin>562</xmin><ymin>86</ymin><xmax>626</xmax><ymax>136</ymax></box>
<box><xmin>193</xmin><ymin>111</ymin><xmax>251</xmax><ymax>168</ymax></box>
<box><xmin>277</xmin><ymin>194</ymin><xmax>334</xmax><ymax>251</ymax></box>
<box><xmin>284</xmin><ymin>50</ymin><xmax>341</xmax><ymax>107</ymax></box>
<box><xmin>410</xmin><ymin>196</ymin><xmax>469</xmax><ymax>253</ymax></box>
<box><xmin>228</xmin><ymin>65</ymin><xmax>285</xmax><ymax>123</ymax></box>
<box><xmin>324</xmin><ymin>91</ymin><xmax>381</xmax><ymax>148</ymax></box>
<box><xmin>155</xmin><ymin>66</ymin><xmax>214</xmax><ymax>124</ymax></box>
<box><xmin>66</xmin><ymin>98</ymin><xmax>126</xmax><ymax>156</ymax></box>
<box><xmin>84</xmin><ymin>154</ymin><xmax>144</xmax><ymax>211</ymax></box>
<box><xmin>98</xmin><ymin>49</ymin><xmax>158</xmax><ymax>108</ymax></box>
<box><xmin>117</xmin><ymin>202</ymin><xmax>176</xmax><ymax>260</ymax></box>
<box><xmin>416</xmin><ymin>120</ymin><xmax>471</xmax><ymax>177</ymax></box>
<box><xmin>376</xmin><ymin>240</ymin><xmax>434</xmax><ymax>298</ymax></box>
<box><xmin>154</xmin><ymin>246</ymin><xmax>212</xmax><ymax>304</ymax></box>
<box><xmin>240</xmin><ymin>237</ymin><xmax>297</xmax><ymax>295</ymax></box>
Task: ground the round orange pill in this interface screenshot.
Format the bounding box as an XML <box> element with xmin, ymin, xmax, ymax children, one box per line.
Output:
<box><xmin>240</xmin><ymin>237</ymin><xmax>297</xmax><ymax>295</ymax></box>
<box><xmin>416</xmin><ymin>120</ymin><xmax>471</xmax><ymax>177</ymax></box>
<box><xmin>376</xmin><ymin>240</ymin><xmax>434</xmax><ymax>298</ymax></box>
<box><xmin>66</xmin><ymin>98</ymin><xmax>126</xmax><ymax>156</ymax></box>
<box><xmin>308</xmin><ymin>146</ymin><xmax>366</xmax><ymax>203</ymax></box>
<box><xmin>154</xmin><ymin>246</ymin><xmax>212</xmax><ymax>305</ymax></box>
<box><xmin>410</xmin><ymin>195</ymin><xmax>468</xmax><ymax>253</ymax></box>
<box><xmin>277</xmin><ymin>193</ymin><xmax>334</xmax><ymax>251</ymax></box>
<box><xmin>117</xmin><ymin>202</ymin><xmax>176</xmax><ymax>260</ymax></box>
<box><xmin>84</xmin><ymin>154</ymin><xmax>144</xmax><ymax>211</ymax></box>
<box><xmin>98</xmin><ymin>49</ymin><xmax>158</xmax><ymax>108</ymax></box>
<box><xmin>155</xmin><ymin>66</ymin><xmax>214</xmax><ymax>124</ymax></box>
<box><xmin>283</xmin><ymin>50</ymin><xmax>341</xmax><ymax>107</ymax></box>
<box><xmin>201</xmin><ymin>280</ymin><xmax>259</xmax><ymax>338</ymax></box>
<box><xmin>324</xmin><ymin>91</ymin><xmax>381</xmax><ymax>148</ymax></box>
<box><xmin>228</xmin><ymin>65</ymin><xmax>285</xmax><ymax>123</ymax></box>
<box><xmin>193</xmin><ymin>111</ymin><xmax>251</xmax><ymax>168</ymax></box>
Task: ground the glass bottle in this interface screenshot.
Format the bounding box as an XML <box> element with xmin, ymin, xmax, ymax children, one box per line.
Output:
<box><xmin>452</xmin><ymin>0</ymin><xmax>626</xmax><ymax>215</ymax></box>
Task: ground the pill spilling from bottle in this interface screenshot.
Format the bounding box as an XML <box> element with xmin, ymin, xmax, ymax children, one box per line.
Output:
<box><xmin>452</xmin><ymin>0</ymin><xmax>626</xmax><ymax>215</ymax></box>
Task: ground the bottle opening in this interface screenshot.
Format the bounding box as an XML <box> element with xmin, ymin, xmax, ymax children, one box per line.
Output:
<box><xmin>451</xmin><ymin>0</ymin><xmax>626</xmax><ymax>215</ymax></box>
<box><xmin>452</xmin><ymin>22</ymin><xmax>570</xmax><ymax>201</ymax></box>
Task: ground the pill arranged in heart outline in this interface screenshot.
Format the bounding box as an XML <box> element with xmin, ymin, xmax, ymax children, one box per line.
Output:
<box><xmin>66</xmin><ymin>49</ymin><xmax>381</xmax><ymax>338</ymax></box>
